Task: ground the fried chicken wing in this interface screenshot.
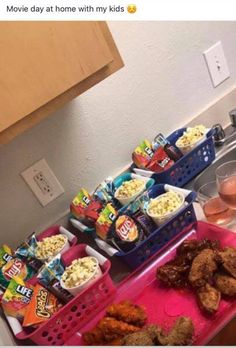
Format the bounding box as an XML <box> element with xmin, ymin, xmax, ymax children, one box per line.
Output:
<box><xmin>177</xmin><ymin>238</ymin><xmax>219</xmax><ymax>257</ymax></box>
<box><xmin>215</xmin><ymin>247</ymin><xmax>236</xmax><ymax>278</ymax></box>
<box><xmin>188</xmin><ymin>249</ymin><xmax>217</xmax><ymax>287</ymax></box>
<box><xmin>106</xmin><ymin>300</ymin><xmax>147</xmax><ymax>327</ymax></box>
<box><xmin>157</xmin><ymin>255</ymin><xmax>190</xmax><ymax>288</ymax></box>
<box><xmin>97</xmin><ymin>317</ymin><xmax>140</xmax><ymax>341</ymax></box>
<box><xmin>197</xmin><ymin>283</ymin><xmax>221</xmax><ymax>314</ymax></box>
<box><xmin>215</xmin><ymin>273</ymin><xmax>236</xmax><ymax>296</ymax></box>
<box><xmin>157</xmin><ymin>317</ymin><xmax>194</xmax><ymax>346</ymax></box>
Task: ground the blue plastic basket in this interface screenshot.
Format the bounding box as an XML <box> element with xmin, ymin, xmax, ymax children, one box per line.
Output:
<box><xmin>133</xmin><ymin>128</ymin><xmax>215</xmax><ymax>187</ymax></box>
<box><xmin>113</xmin><ymin>184</ymin><xmax>197</xmax><ymax>269</ymax></box>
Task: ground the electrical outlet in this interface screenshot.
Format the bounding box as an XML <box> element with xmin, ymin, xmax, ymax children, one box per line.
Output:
<box><xmin>203</xmin><ymin>41</ymin><xmax>230</xmax><ymax>87</ymax></box>
<box><xmin>21</xmin><ymin>158</ymin><xmax>65</xmax><ymax>206</ymax></box>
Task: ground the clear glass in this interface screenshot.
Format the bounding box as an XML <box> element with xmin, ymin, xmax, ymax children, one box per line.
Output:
<box><xmin>197</xmin><ymin>181</ymin><xmax>235</xmax><ymax>225</ymax></box>
<box><xmin>216</xmin><ymin>160</ymin><xmax>236</xmax><ymax>210</ymax></box>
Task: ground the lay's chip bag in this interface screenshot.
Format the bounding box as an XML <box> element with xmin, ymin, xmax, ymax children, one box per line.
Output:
<box><xmin>0</xmin><ymin>257</ymin><xmax>35</xmax><ymax>290</ymax></box>
<box><xmin>1</xmin><ymin>276</ymin><xmax>34</xmax><ymax>320</ymax></box>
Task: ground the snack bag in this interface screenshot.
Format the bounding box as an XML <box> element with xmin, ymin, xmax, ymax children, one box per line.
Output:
<box><xmin>1</xmin><ymin>276</ymin><xmax>34</xmax><ymax>320</ymax></box>
<box><xmin>95</xmin><ymin>203</ymin><xmax>118</xmax><ymax>240</ymax></box>
<box><xmin>23</xmin><ymin>283</ymin><xmax>61</xmax><ymax>327</ymax></box>
<box><xmin>15</xmin><ymin>234</ymin><xmax>43</xmax><ymax>271</ymax></box>
<box><xmin>0</xmin><ymin>245</ymin><xmax>14</xmax><ymax>268</ymax></box>
<box><xmin>37</xmin><ymin>255</ymin><xmax>73</xmax><ymax>303</ymax></box>
<box><xmin>108</xmin><ymin>214</ymin><xmax>145</xmax><ymax>252</ymax></box>
<box><xmin>147</xmin><ymin>147</ymin><xmax>174</xmax><ymax>172</ymax></box>
<box><xmin>84</xmin><ymin>199</ymin><xmax>104</xmax><ymax>223</ymax></box>
<box><xmin>70</xmin><ymin>188</ymin><xmax>92</xmax><ymax>220</ymax></box>
<box><xmin>0</xmin><ymin>257</ymin><xmax>35</xmax><ymax>290</ymax></box>
<box><xmin>93</xmin><ymin>177</ymin><xmax>116</xmax><ymax>205</ymax></box>
<box><xmin>132</xmin><ymin>140</ymin><xmax>154</xmax><ymax>169</ymax></box>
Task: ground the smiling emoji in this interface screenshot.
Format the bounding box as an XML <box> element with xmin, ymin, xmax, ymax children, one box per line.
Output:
<box><xmin>127</xmin><ymin>4</ymin><xmax>137</xmax><ymax>14</ymax></box>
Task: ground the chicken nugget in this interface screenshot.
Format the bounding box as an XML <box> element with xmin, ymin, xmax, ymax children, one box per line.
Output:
<box><xmin>123</xmin><ymin>324</ymin><xmax>162</xmax><ymax>346</ymax></box>
<box><xmin>215</xmin><ymin>273</ymin><xmax>236</xmax><ymax>296</ymax></box>
<box><xmin>188</xmin><ymin>249</ymin><xmax>217</xmax><ymax>287</ymax></box>
<box><xmin>197</xmin><ymin>283</ymin><xmax>221</xmax><ymax>314</ymax></box>
<box><xmin>157</xmin><ymin>317</ymin><xmax>194</xmax><ymax>346</ymax></box>
<box><xmin>106</xmin><ymin>300</ymin><xmax>147</xmax><ymax>327</ymax></box>
<box><xmin>215</xmin><ymin>247</ymin><xmax>236</xmax><ymax>278</ymax></box>
<box><xmin>82</xmin><ymin>327</ymin><xmax>104</xmax><ymax>345</ymax></box>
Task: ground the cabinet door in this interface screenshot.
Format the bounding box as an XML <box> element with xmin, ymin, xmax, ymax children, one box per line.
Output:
<box><xmin>0</xmin><ymin>21</ymin><xmax>114</xmax><ymax>133</ymax></box>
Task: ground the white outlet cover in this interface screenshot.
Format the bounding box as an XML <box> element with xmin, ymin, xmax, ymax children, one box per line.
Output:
<box><xmin>203</xmin><ymin>41</ymin><xmax>230</xmax><ymax>88</ymax></box>
<box><xmin>21</xmin><ymin>158</ymin><xmax>65</xmax><ymax>207</ymax></box>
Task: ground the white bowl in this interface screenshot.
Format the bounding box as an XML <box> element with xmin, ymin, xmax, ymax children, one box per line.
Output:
<box><xmin>114</xmin><ymin>180</ymin><xmax>146</xmax><ymax>206</ymax></box>
<box><xmin>147</xmin><ymin>192</ymin><xmax>185</xmax><ymax>226</ymax></box>
<box><xmin>37</xmin><ymin>235</ymin><xmax>70</xmax><ymax>262</ymax></box>
<box><xmin>175</xmin><ymin>132</ymin><xmax>207</xmax><ymax>155</ymax></box>
<box><xmin>60</xmin><ymin>257</ymin><xmax>102</xmax><ymax>297</ymax></box>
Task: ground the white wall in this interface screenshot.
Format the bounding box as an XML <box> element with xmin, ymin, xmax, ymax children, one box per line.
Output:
<box><xmin>1</xmin><ymin>21</ymin><xmax>236</xmax><ymax>247</ymax></box>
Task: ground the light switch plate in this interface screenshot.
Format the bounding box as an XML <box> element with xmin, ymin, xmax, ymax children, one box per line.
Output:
<box><xmin>21</xmin><ymin>158</ymin><xmax>64</xmax><ymax>206</ymax></box>
<box><xmin>203</xmin><ymin>41</ymin><xmax>230</xmax><ymax>87</ymax></box>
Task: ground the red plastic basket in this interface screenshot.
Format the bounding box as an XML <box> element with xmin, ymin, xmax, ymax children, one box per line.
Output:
<box><xmin>5</xmin><ymin>244</ymin><xmax>116</xmax><ymax>345</ymax></box>
<box><xmin>64</xmin><ymin>221</ymin><xmax>236</xmax><ymax>346</ymax></box>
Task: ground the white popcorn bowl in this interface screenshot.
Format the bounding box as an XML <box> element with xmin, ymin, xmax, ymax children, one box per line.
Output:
<box><xmin>114</xmin><ymin>180</ymin><xmax>146</xmax><ymax>206</ymax></box>
<box><xmin>175</xmin><ymin>132</ymin><xmax>207</xmax><ymax>155</ymax></box>
<box><xmin>146</xmin><ymin>192</ymin><xmax>185</xmax><ymax>226</ymax></box>
<box><xmin>37</xmin><ymin>235</ymin><xmax>70</xmax><ymax>262</ymax></box>
<box><xmin>60</xmin><ymin>257</ymin><xmax>102</xmax><ymax>297</ymax></box>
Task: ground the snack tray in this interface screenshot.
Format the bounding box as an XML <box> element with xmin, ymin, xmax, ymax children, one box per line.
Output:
<box><xmin>5</xmin><ymin>244</ymin><xmax>116</xmax><ymax>346</ymax></box>
<box><xmin>64</xmin><ymin>221</ymin><xmax>236</xmax><ymax>346</ymax></box>
<box><xmin>133</xmin><ymin>128</ymin><xmax>215</xmax><ymax>188</ymax></box>
<box><xmin>72</xmin><ymin>184</ymin><xmax>197</xmax><ymax>269</ymax></box>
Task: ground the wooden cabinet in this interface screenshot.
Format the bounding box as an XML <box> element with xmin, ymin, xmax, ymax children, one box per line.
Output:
<box><xmin>0</xmin><ymin>22</ymin><xmax>123</xmax><ymax>145</ymax></box>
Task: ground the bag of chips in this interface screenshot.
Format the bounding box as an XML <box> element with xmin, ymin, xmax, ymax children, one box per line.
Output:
<box><xmin>70</xmin><ymin>188</ymin><xmax>92</xmax><ymax>220</ymax></box>
<box><xmin>132</xmin><ymin>140</ymin><xmax>154</xmax><ymax>169</ymax></box>
<box><xmin>0</xmin><ymin>245</ymin><xmax>14</xmax><ymax>268</ymax></box>
<box><xmin>15</xmin><ymin>234</ymin><xmax>43</xmax><ymax>271</ymax></box>
<box><xmin>1</xmin><ymin>276</ymin><xmax>34</xmax><ymax>320</ymax></box>
<box><xmin>23</xmin><ymin>283</ymin><xmax>61</xmax><ymax>327</ymax></box>
<box><xmin>95</xmin><ymin>203</ymin><xmax>118</xmax><ymax>240</ymax></box>
<box><xmin>37</xmin><ymin>255</ymin><xmax>73</xmax><ymax>303</ymax></box>
<box><xmin>0</xmin><ymin>257</ymin><xmax>36</xmax><ymax>290</ymax></box>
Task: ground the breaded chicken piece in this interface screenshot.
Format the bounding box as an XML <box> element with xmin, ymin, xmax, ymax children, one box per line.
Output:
<box><xmin>188</xmin><ymin>249</ymin><xmax>217</xmax><ymax>287</ymax></box>
<box><xmin>97</xmin><ymin>317</ymin><xmax>140</xmax><ymax>341</ymax></box>
<box><xmin>197</xmin><ymin>283</ymin><xmax>221</xmax><ymax>314</ymax></box>
<box><xmin>157</xmin><ymin>317</ymin><xmax>194</xmax><ymax>346</ymax></box>
<box><xmin>215</xmin><ymin>247</ymin><xmax>236</xmax><ymax>278</ymax></box>
<box><xmin>82</xmin><ymin>327</ymin><xmax>104</xmax><ymax>345</ymax></box>
<box><xmin>177</xmin><ymin>239</ymin><xmax>219</xmax><ymax>261</ymax></box>
<box><xmin>123</xmin><ymin>324</ymin><xmax>162</xmax><ymax>346</ymax></box>
<box><xmin>215</xmin><ymin>273</ymin><xmax>236</xmax><ymax>296</ymax></box>
<box><xmin>106</xmin><ymin>300</ymin><xmax>147</xmax><ymax>327</ymax></box>
<box><xmin>157</xmin><ymin>256</ymin><xmax>190</xmax><ymax>288</ymax></box>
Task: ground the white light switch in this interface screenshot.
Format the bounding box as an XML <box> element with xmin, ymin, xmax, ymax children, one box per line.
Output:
<box><xmin>21</xmin><ymin>158</ymin><xmax>64</xmax><ymax>207</ymax></box>
<box><xmin>203</xmin><ymin>41</ymin><xmax>230</xmax><ymax>87</ymax></box>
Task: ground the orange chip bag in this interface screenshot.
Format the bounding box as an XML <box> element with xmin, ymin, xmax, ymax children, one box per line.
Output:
<box><xmin>1</xmin><ymin>276</ymin><xmax>34</xmax><ymax>320</ymax></box>
<box><xmin>23</xmin><ymin>283</ymin><xmax>61</xmax><ymax>327</ymax></box>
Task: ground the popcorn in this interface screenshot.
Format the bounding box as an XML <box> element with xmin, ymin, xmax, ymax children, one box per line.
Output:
<box><xmin>148</xmin><ymin>191</ymin><xmax>183</xmax><ymax>218</ymax></box>
<box><xmin>35</xmin><ymin>234</ymin><xmax>68</xmax><ymax>260</ymax></box>
<box><xmin>176</xmin><ymin>125</ymin><xmax>206</xmax><ymax>148</ymax></box>
<box><xmin>115</xmin><ymin>179</ymin><xmax>145</xmax><ymax>199</ymax></box>
<box><xmin>61</xmin><ymin>257</ymin><xmax>99</xmax><ymax>289</ymax></box>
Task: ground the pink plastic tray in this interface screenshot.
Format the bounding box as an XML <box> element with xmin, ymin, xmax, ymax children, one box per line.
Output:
<box><xmin>64</xmin><ymin>221</ymin><xmax>236</xmax><ymax>346</ymax></box>
<box><xmin>6</xmin><ymin>244</ymin><xmax>116</xmax><ymax>346</ymax></box>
